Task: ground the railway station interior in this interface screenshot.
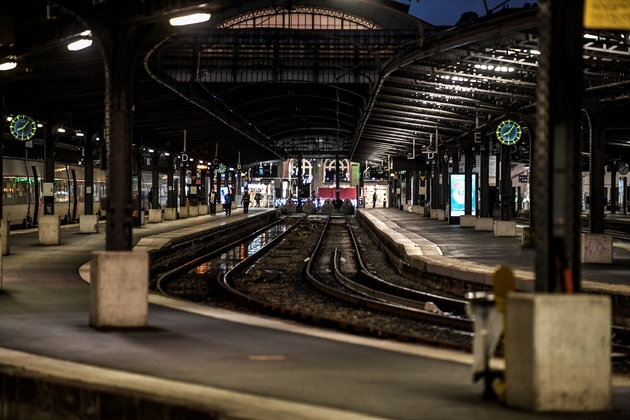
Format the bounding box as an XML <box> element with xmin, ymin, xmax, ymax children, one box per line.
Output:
<box><xmin>1</xmin><ymin>0</ymin><xmax>630</xmax><ymax>418</ymax></box>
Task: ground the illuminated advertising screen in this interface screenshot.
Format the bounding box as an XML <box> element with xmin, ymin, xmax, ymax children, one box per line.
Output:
<box><xmin>450</xmin><ymin>174</ymin><xmax>477</xmax><ymax>217</ymax></box>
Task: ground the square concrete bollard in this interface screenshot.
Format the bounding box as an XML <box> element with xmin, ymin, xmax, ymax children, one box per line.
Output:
<box><xmin>430</xmin><ymin>209</ymin><xmax>439</xmax><ymax>219</ymax></box>
<box><xmin>0</xmin><ymin>220</ymin><xmax>10</xmax><ymax>255</ymax></box>
<box><xmin>522</xmin><ymin>226</ymin><xmax>535</xmax><ymax>248</ymax></box>
<box><xmin>581</xmin><ymin>233</ymin><xmax>613</xmax><ymax>264</ymax></box>
<box><xmin>164</xmin><ymin>208</ymin><xmax>177</xmax><ymax>220</ymax></box>
<box><xmin>506</xmin><ymin>293</ymin><xmax>611</xmax><ymax>412</ymax></box>
<box><xmin>459</xmin><ymin>215</ymin><xmax>476</xmax><ymax>227</ymax></box>
<box><xmin>89</xmin><ymin>251</ymin><xmax>149</xmax><ymax>328</ymax></box>
<box><xmin>475</xmin><ymin>217</ymin><xmax>493</xmax><ymax>231</ymax></box>
<box><xmin>436</xmin><ymin>209</ymin><xmax>445</xmax><ymax>221</ymax></box>
<box><xmin>38</xmin><ymin>215</ymin><xmax>60</xmax><ymax>245</ymax></box>
<box><xmin>414</xmin><ymin>206</ymin><xmax>424</xmax><ymax>215</ymax></box>
<box><xmin>179</xmin><ymin>206</ymin><xmax>189</xmax><ymax>219</ymax></box>
<box><xmin>189</xmin><ymin>205</ymin><xmax>199</xmax><ymax>217</ymax></box>
<box><xmin>148</xmin><ymin>209</ymin><xmax>162</xmax><ymax>223</ymax></box>
<box><xmin>79</xmin><ymin>214</ymin><xmax>100</xmax><ymax>233</ymax></box>
<box><xmin>494</xmin><ymin>220</ymin><xmax>516</xmax><ymax>236</ymax></box>
<box><xmin>199</xmin><ymin>204</ymin><xmax>209</xmax><ymax>215</ymax></box>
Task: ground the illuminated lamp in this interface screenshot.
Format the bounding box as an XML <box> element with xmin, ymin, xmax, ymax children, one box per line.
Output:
<box><xmin>0</xmin><ymin>61</ymin><xmax>17</xmax><ymax>71</ymax></box>
<box><xmin>169</xmin><ymin>13</ymin><xmax>210</xmax><ymax>26</ymax></box>
<box><xmin>68</xmin><ymin>38</ymin><xmax>93</xmax><ymax>51</ymax></box>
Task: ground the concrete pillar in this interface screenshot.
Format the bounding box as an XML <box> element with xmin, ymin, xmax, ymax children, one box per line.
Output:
<box><xmin>506</xmin><ymin>293</ymin><xmax>611</xmax><ymax>412</ymax></box>
<box><xmin>0</xmin><ymin>220</ymin><xmax>10</xmax><ymax>255</ymax></box>
<box><xmin>164</xmin><ymin>208</ymin><xmax>177</xmax><ymax>220</ymax></box>
<box><xmin>581</xmin><ymin>233</ymin><xmax>613</xmax><ymax>264</ymax></box>
<box><xmin>522</xmin><ymin>226</ymin><xmax>535</xmax><ymax>248</ymax></box>
<box><xmin>189</xmin><ymin>205</ymin><xmax>199</xmax><ymax>217</ymax></box>
<box><xmin>79</xmin><ymin>214</ymin><xmax>100</xmax><ymax>233</ymax></box>
<box><xmin>199</xmin><ymin>204</ymin><xmax>209</xmax><ymax>215</ymax></box>
<box><xmin>474</xmin><ymin>217</ymin><xmax>493</xmax><ymax>231</ymax></box>
<box><xmin>179</xmin><ymin>206</ymin><xmax>189</xmax><ymax>219</ymax></box>
<box><xmin>148</xmin><ymin>209</ymin><xmax>162</xmax><ymax>223</ymax></box>
<box><xmin>38</xmin><ymin>215</ymin><xmax>60</xmax><ymax>245</ymax></box>
<box><xmin>89</xmin><ymin>251</ymin><xmax>149</xmax><ymax>328</ymax></box>
<box><xmin>494</xmin><ymin>220</ymin><xmax>516</xmax><ymax>236</ymax></box>
<box><xmin>459</xmin><ymin>215</ymin><xmax>476</xmax><ymax>227</ymax></box>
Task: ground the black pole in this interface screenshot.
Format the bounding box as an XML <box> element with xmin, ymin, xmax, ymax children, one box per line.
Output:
<box><xmin>44</xmin><ymin>123</ymin><xmax>55</xmax><ymax>216</ymax></box>
<box><xmin>85</xmin><ymin>134</ymin><xmax>94</xmax><ymax>215</ymax></box>
<box><xmin>533</xmin><ymin>0</ymin><xmax>584</xmax><ymax>293</ymax></box>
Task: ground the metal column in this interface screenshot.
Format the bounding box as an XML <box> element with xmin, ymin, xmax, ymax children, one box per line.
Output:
<box><xmin>533</xmin><ymin>0</ymin><xmax>584</xmax><ymax>292</ymax></box>
<box><xmin>99</xmin><ymin>25</ymin><xmax>144</xmax><ymax>251</ymax></box>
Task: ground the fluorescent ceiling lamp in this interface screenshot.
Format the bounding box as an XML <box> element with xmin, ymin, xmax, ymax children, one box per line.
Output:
<box><xmin>0</xmin><ymin>61</ymin><xmax>17</xmax><ymax>71</ymax></box>
<box><xmin>76</xmin><ymin>132</ymin><xmax>85</xmax><ymax>136</ymax></box>
<box><xmin>169</xmin><ymin>13</ymin><xmax>210</xmax><ymax>26</ymax></box>
<box><xmin>68</xmin><ymin>38</ymin><xmax>93</xmax><ymax>51</ymax></box>
<box><xmin>57</xmin><ymin>128</ymin><xmax>66</xmax><ymax>133</ymax></box>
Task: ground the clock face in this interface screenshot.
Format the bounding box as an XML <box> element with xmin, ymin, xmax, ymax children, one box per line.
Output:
<box><xmin>9</xmin><ymin>114</ymin><xmax>37</xmax><ymax>141</ymax></box>
<box><xmin>217</xmin><ymin>163</ymin><xmax>227</xmax><ymax>174</ymax></box>
<box><xmin>495</xmin><ymin>119</ymin><xmax>522</xmax><ymax>145</ymax></box>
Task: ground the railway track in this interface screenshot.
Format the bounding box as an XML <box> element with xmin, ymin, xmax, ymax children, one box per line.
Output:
<box><xmin>304</xmin><ymin>215</ymin><xmax>473</xmax><ymax>332</ymax></box>
<box><xmin>159</xmin><ymin>214</ymin><xmax>474</xmax><ymax>350</ymax></box>
<box><xmin>156</xmin><ymin>214</ymin><xmax>630</xmax><ymax>368</ymax></box>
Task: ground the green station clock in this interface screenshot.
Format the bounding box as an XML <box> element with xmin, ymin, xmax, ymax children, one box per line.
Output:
<box><xmin>217</xmin><ymin>163</ymin><xmax>227</xmax><ymax>174</ymax></box>
<box><xmin>495</xmin><ymin>119</ymin><xmax>522</xmax><ymax>146</ymax></box>
<box><xmin>9</xmin><ymin>114</ymin><xmax>37</xmax><ymax>141</ymax></box>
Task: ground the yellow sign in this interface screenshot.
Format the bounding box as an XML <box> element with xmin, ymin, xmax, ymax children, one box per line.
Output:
<box><xmin>584</xmin><ymin>0</ymin><xmax>630</xmax><ymax>29</ymax></box>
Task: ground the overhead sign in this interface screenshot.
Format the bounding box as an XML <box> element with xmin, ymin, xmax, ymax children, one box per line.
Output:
<box><xmin>584</xmin><ymin>0</ymin><xmax>630</xmax><ymax>29</ymax></box>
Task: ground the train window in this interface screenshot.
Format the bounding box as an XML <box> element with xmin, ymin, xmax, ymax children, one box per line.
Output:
<box><xmin>3</xmin><ymin>178</ymin><xmax>16</xmax><ymax>199</ymax></box>
<box><xmin>55</xmin><ymin>179</ymin><xmax>70</xmax><ymax>202</ymax></box>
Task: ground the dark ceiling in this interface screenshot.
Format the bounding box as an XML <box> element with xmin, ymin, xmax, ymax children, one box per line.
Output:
<box><xmin>1</xmin><ymin>0</ymin><xmax>629</xmax><ymax>170</ymax></box>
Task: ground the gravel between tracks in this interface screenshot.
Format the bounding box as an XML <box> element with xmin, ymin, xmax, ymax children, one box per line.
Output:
<box><xmin>164</xmin><ymin>216</ymin><xmax>473</xmax><ymax>349</ymax></box>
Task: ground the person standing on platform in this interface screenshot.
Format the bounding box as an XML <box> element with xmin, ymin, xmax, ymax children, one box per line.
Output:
<box><xmin>241</xmin><ymin>191</ymin><xmax>251</xmax><ymax>214</ymax></box>
<box><xmin>209</xmin><ymin>189</ymin><xmax>217</xmax><ymax>215</ymax></box>
<box><xmin>224</xmin><ymin>189</ymin><xmax>233</xmax><ymax>215</ymax></box>
<box><xmin>372</xmin><ymin>192</ymin><xmax>377</xmax><ymax>208</ymax></box>
<box><xmin>147</xmin><ymin>188</ymin><xmax>153</xmax><ymax>209</ymax></box>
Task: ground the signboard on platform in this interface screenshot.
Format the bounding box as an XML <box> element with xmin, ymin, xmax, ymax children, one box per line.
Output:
<box><xmin>584</xmin><ymin>0</ymin><xmax>630</xmax><ymax>30</ymax></box>
<box><xmin>449</xmin><ymin>173</ymin><xmax>477</xmax><ymax>217</ymax></box>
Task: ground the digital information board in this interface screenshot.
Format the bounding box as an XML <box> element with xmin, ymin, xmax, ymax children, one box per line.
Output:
<box><xmin>449</xmin><ymin>173</ymin><xmax>477</xmax><ymax>217</ymax></box>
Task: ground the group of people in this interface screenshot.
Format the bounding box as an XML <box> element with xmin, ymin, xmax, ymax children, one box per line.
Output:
<box><xmin>206</xmin><ymin>189</ymin><xmax>262</xmax><ymax>215</ymax></box>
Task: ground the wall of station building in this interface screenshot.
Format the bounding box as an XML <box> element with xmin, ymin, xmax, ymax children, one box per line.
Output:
<box><xmin>234</xmin><ymin>158</ymin><xmax>390</xmax><ymax>208</ymax></box>
<box><xmin>158</xmin><ymin>155</ymin><xmax>630</xmax><ymax>215</ymax></box>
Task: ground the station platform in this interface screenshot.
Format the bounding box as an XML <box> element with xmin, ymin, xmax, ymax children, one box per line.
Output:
<box><xmin>1</xmin><ymin>207</ymin><xmax>629</xmax><ymax>419</ymax></box>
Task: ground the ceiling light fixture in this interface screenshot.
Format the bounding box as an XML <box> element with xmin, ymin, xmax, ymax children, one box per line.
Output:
<box><xmin>0</xmin><ymin>61</ymin><xmax>17</xmax><ymax>71</ymax></box>
<box><xmin>169</xmin><ymin>13</ymin><xmax>211</xmax><ymax>26</ymax></box>
<box><xmin>68</xmin><ymin>38</ymin><xmax>93</xmax><ymax>51</ymax></box>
